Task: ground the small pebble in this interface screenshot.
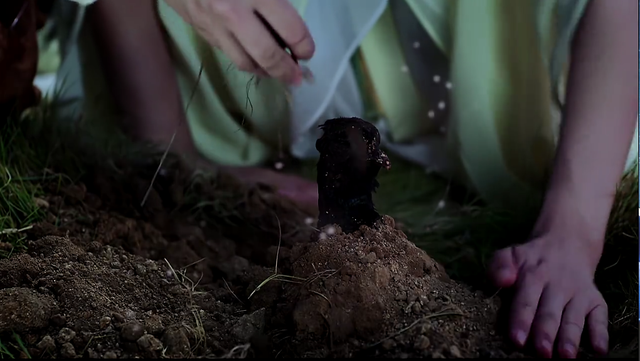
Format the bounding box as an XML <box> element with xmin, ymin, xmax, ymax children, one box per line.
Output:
<box><xmin>33</xmin><ymin>197</ymin><xmax>49</xmax><ymax>208</ymax></box>
<box><xmin>60</xmin><ymin>343</ymin><xmax>76</xmax><ymax>358</ymax></box>
<box><xmin>121</xmin><ymin>321</ymin><xmax>145</xmax><ymax>342</ymax></box>
<box><xmin>124</xmin><ymin>309</ymin><xmax>136</xmax><ymax>320</ymax></box>
<box><xmin>36</xmin><ymin>336</ymin><xmax>55</xmax><ymax>351</ymax></box>
<box><xmin>412</xmin><ymin>302</ymin><xmax>422</xmax><ymax>314</ymax></box>
<box><xmin>363</xmin><ymin>252</ymin><xmax>377</xmax><ymax>264</ymax></box>
<box><xmin>144</xmin><ymin>315</ymin><xmax>164</xmax><ymax>335</ymax></box>
<box><xmin>137</xmin><ymin>334</ymin><xmax>163</xmax><ymax>352</ymax></box>
<box><xmin>414</xmin><ymin>335</ymin><xmax>431</xmax><ymax>350</ymax></box>
<box><xmin>100</xmin><ymin>317</ymin><xmax>111</xmax><ymax>329</ymax></box>
<box><xmin>112</xmin><ymin>313</ymin><xmax>125</xmax><ymax>323</ymax></box>
<box><xmin>103</xmin><ymin>351</ymin><xmax>117</xmax><ymax>359</ymax></box>
<box><xmin>450</xmin><ymin>345</ymin><xmax>462</xmax><ymax>358</ymax></box>
<box><xmin>134</xmin><ymin>264</ymin><xmax>147</xmax><ymax>276</ymax></box>
<box><xmin>418</xmin><ymin>323</ymin><xmax>431</xmax><ymax>334</ymax></box>
<box><xmin>381</xmin><ymin>339</ymin><xmax>396</xmax><ymax>350</ymax></box>
<box><xmin>110</xmin><ymin>262</ymin><xmax>121</xmax><ymax>269</ymax></box>
<box><xmin>57</xmin><ymin>328</ymin><xmax>76</xmax><ymax>343</ymax></box>
<box><xmin>145</xmin><ymin>261</ymin><xmax>158</xmax><ymax>272</ymax></box>
<box><xmin>427</xmin><ymin>301</ymin><xmax>439</xmax><ymax>312</ymax></box>
<box><xmin>87</xmin><ymin>348</ymin><xmax>100</xmax><ymax>359</ymax></box>
<box><xmin>51</xmin><ymin>314</ymin><xmax>66</xmax><ymax>327</ymax></box>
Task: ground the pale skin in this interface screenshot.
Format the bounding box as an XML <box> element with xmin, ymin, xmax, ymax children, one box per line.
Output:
<box><xmin>88</xmin><ymin>0</ymin><xmax>637</xmax><ymax>358</ymax></box>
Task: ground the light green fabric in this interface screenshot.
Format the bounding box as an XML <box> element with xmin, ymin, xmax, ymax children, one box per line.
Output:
<box><xmin>70</xmin><ymin>0</ymin><xmax>636</xmax><ymax>209</ymax></box>
<box><xmin>357</xmin><ymin>0</ymin><xmax>592</xmax><ymax>208</ymax></box>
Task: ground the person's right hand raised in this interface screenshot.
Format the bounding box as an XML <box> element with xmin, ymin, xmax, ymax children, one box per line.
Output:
<box><xmin>165</xmin><ymin>0</ymin><xmax>315</xmax><ymax>85</ymax></box>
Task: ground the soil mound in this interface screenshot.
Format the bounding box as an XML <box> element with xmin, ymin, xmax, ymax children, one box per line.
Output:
<box><xmin>287</xmin><ymin>216</ymin><xmax>519</xmax><ymax>358</ymax></box>
<box><xmin>0</xmin><ymin>165</ymin><xmax>522</xmax><ymax>358</ymax></box>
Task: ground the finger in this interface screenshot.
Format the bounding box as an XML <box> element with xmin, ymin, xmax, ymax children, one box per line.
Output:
<box><xmin>216</xmin><ymin>3</ymin><xmax>301</xmax><ymax>84</ymax></box>
<box><xmin>557</xmin><ymin>296</ymin><xmax>589</xmax><ymax>359</ymax></box>
<box><xmin>488</xmin><ymin>247</ymin><xmax>518</xmax><ymax>288</ymax></box>
<box><xmin>214</xmin><ymin>30</ymin><xmax>260</xmax><ymax>73</ymax></box>
<box><xmin>531</xmin><ymin>286</ymin><xmax>570</xmax><ymax>358</ymax></box>
<box><xmin>510</xmin><ymin>269</ymin><xmax>545</xmax><ymax>347</ymax></box>
<box><xmin>586</xmin><ymin>300</ymin><xmax>609</xmax><ymax>355</ymax></box>
<box><xmin>254</xmin><ymin>0</ymin><xmax>316</xmax><ymax>60</ymax></box>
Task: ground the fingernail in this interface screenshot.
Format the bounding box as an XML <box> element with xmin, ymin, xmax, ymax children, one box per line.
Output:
<box><xmin>514</xmin><ymin>330</ymin><xmax>527</xmax><ymax>346</ymax></box>
<box><xmin>561</xmin><ymin>343</ymin><xmax>576</xmax><ymax>358</ymax></box>
<box><xmin>541</xmin><ymin>339</ymin><xmax>552</xmax><ymax>354</ymax></box>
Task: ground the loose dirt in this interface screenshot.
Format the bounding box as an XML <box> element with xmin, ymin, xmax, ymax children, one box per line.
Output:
<box><xmin>0</xmin><ymin>158</ymin><xmax>525</xmax><ymax>358</ymax></box>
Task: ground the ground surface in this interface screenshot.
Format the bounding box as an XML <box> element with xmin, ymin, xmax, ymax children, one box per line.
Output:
<box><xmin>0</xmin><ymin>111</ymin><xmax>636</xmax><ymax>358</ymax></box>
<box><xmin>0</xmin><ymin>155</ymin><xmax>533</xmax><ymax>359</ymax></box>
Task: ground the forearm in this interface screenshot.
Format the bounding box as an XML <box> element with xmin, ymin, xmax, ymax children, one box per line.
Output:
<box><xmin>88</xmin><ymin>0</ymin><xmax>196</xmax><ymax>153</ymax></box>
<box><xmin>536</xmin><ymin>0</ymin><xmax>638</xmax><ymax>252</ymax></box>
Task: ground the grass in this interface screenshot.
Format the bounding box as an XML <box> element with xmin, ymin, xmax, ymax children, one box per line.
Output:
<box><xmin>0</xmin><ymin>333</ymin><xmax>31</xmax><ymax>359</ymax></box>
<box><xmin>0</xmin><ymin>117</ymin><xmax>45</xmax><ymax>257</ymax></box>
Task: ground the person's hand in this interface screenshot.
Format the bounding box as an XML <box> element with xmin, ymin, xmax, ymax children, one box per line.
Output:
<box><xmin>164</xmin><ymin>0</ymin><xmax>315</xmax><ymax>85</ymax></box>
<box><xmin>489</xmin><ymin>231</ymin><xmax>608</xmax><ymax>358</ymax></box>
<box><xmin>220</xmin><ymin>165</ymin><xmax>318</xmax><ymax>214</ymax></box>
<box><xmin>188</xmin><ymin>155</ymin><xmax>318</xmax><ymax>215</ymax></box>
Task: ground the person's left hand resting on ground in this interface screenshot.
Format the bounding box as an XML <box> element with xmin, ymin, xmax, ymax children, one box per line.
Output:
<box><xmin>490</xmin><ymin>214</ymin><xmax>608</xmax><ymax>358</ymax></box>
<box><xmin>488</xmin><ymin>0</ymin><xmax>638</xmax><ymax>358</ymax></box>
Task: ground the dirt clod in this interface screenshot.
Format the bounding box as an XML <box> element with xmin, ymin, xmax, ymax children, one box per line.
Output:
<box><xmin>415</xmin><ymin>335</ymin><xmax>431</xmax><ymax>350</ymax></box>
<box><xmin>36</xmin><ymin>335</ymin><xmax>55</xmax><ymax>351</ymax></box>
<box><xmin>144</xmin><ymin>314</ymin><xmax>164</xmax><ymax>335</ymax></box>
<box><xmin>121</xmin><ymin>321</ymin><xmax>145</xmax><ymax>342</ymax></box>
<box><xmin>60</xmin><ymin>342</ymin><xmax>76</xmax><ymax>358</ymax></box>
<box><xmin>231</xmin><ymin>308</ymin><xmax>266</xmax><ymax>342</ymax></box>
<box><xmin>162</xmin><ymin>326</ymin><xmax>191</xmax><ymax>357</ymax></box>
<box><xmin>137</xmin><ymin>334</ymin><xmax>163</xmax><ymax>353</ymax></box>
<box><xmin>50</xmin><ymin>314</ymin><xmax>66</xmax><ymax>327</ymax></box>
<box><xmin>449</xmin><ymin>345</ymin><xmax>462</xmax><ymax>358</ymax></box>
<box><xmin>57</xmin><ymin>328</ymin><xmax>75</xmax><ymax>343</ymax></box>
<box><xmin>0</xmin><ymin>288</ymin><xmax>56</xmax><ymax>333</ymax></box>
<box><xmin>103</xmin><ymin>351</ymin><xmax>117</xmax><ymax>359</ymax></box>
<box><xmin>100</xmin><ymin>316</ymin><xmax>111</xmax><ymax>329</ymax></box>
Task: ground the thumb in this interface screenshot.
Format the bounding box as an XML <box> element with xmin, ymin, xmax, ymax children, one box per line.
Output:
<box><xmin>488</xmin><ymin>247</ymin><xmax>518</xmax><ymax>288</ymax></box>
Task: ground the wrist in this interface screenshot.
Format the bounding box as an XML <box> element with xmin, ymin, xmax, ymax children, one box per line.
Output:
<box><xmin>533</xmin><ymin>186</ymin><xmax>611</xmax><ymax>266</ymax></box>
